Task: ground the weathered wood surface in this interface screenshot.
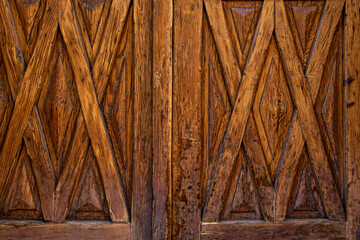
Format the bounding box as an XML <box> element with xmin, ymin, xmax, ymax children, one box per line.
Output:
<box><xmin>132</xmin><ymin>0</ymin><xmax>153</xmax><ymax>239</ymax></box>
<box><xmin>152</xmin><ymin>0</ymin><xmax>173</xmax><ymax>239</ymax></box>
<box><xmin>172</xmin><ymin>0</ymin><xmax>203</xmax><ymax>239</ymax></box>
<box><xmin>346</xmin><ymin>0</ymin><xmax>360</xmax><ymax>238</ymax></box>
<box><xmin>0</xmin><ymin>221</ymin><xmax>129</xmax><ymax>240</ymax></box>
<box><xmin>202</xmin><ymin>221</ymin><xmax>346</xmax><ymax>240</ymax></box>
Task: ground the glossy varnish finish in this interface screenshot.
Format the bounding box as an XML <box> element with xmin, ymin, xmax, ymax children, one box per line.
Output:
<box><xmin>0</xmin><ymin>0</ymin><xmax>358</xmax><ymax>239</ymax></box>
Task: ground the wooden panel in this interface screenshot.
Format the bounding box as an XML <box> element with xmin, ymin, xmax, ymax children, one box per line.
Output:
<box><xmin>0</xmin><ymin>221</ymin><xmax>129</xmax><ymax>240</ymax></box>
<box><xmin>346</xmin><ymin>0</ymin><xmax>360</xmax><ymax>238</ymax></box>
<box><xmin>0</xmin><ymin>0</ymin><xmax>134</xmax><ymax>224</ymax></box>
<box><xmin>0</xmin><ymin>0</ymin><xmax>58</xmax><ymax>222</ymax></box>
<box><xmin>152</xmin><ymin>0</ymin><xmax>173</xmax><ymax>239</ymax></box>
<box><xmin>172</xmin><ymin>0</ymin><xmax>203</xmax><ymax>239</ymax></box>
<box><xmin>132</xmin><ymin>0</ymin><xmax>153</xmax><ymax>238</ymax></box>
<box><xmin>201</xmin><ymin>221</ymin><xmax>346</xmax><ymax>240</ymax></box>
<box><xmin>203</xmin><ymin>0</ymin><xmax>274</xmax><ymax>222</ymax></box>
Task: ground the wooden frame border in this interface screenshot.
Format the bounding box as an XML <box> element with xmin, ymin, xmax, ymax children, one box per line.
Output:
<box><xmin>201</xmin><ymin>221</ymin><xmax>346</xmax><ymax>239</ymax></box>
<box><xmin>346</xmin><ymin>0</ymin><xmax>360</xmax><ymax>238</ymax></box>
<box><xmin>0</xmin><ymin>221</ymin><xmax>129</xmax><ymax>240</ymax></box>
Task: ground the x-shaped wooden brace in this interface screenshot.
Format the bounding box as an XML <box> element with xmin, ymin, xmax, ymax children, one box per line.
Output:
<box><xmin>0</xmin><ymin>0</ymin><xmax>58</xmax><ymax>221</ymax></box>
<box><xmin>54</xmin><ymin>0</ymin><xmax>131</xmax><ymax>222</ymax></box>
<box><xmin>203</xmin><ymin>0</ymin><xmax>275</xmax><ymax>222</ymax></box>
<box><xmin>274</xmin><ymin>0</ymin><xmax>345</xmax><ymax>220</ymax></box>
<box><xmin>203</xmin><ymin>0</ymin><xmax>345</xmax><ymax>222</ymax></box>
<box><xmin>0</xmin><ymin>0</ymin><xmax>131</xmax><ymax>222</ymax></box>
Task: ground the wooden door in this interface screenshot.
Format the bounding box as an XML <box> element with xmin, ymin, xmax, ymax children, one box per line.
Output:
<box><xmin>0</xmin><ymin>0</ymin><xmax>359</xmax><ymax>239</ymax></box>
<box><xmin>0</xmin><ymin>0</ymin><xmax>152</xmax><ymax>239</ymax></box>
<box><xmin>169</xmin><ymin>0</ymin><xmax>360</xmax><ymax>239</ymax></box>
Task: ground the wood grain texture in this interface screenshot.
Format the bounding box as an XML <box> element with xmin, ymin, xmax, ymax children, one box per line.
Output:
<box><xmin>204</xmin><ymin>0</ymin><xmax>241</xmax><ymax>105</ymax></box>
<box><xmin>346</xmin><ymin>0</ymin><xmax>360</xmax><ymax>238</ymax></box>
<box><xmin>306</xmin><ymin>0</ymin><xmax>345</xmax><ymax>102</ymax></box>
<box><xmin>54</xmin><ymin>0</ymin><xmax>132</xmax><ymax>222</ymax></box>
<box><xmin>172</xmin><ymin>0</ymin><xmax>203</xmax><ymax>239</ymax></box>
<box><xmin>275</xmin><ymin>0</ymin><xmax>345</xmax><ymax>221</ymax></box>
<box><xmin>152</xmin><ymin>0</ymin><xmax>173</xmax><ymax>239</ymax></box>
<box><xmin>203</xmin><ymin>0</ymin><xmax>274</xmax><ymax>222</ymax></box>
<box><xmin>0</xmin><ymin>0</ymin><xmax>55</xmax><ymax>221</ymax></box>
<box><xmin>201</xmin><ymin>221</ymin><xmax>346</xmax><ymax>240</ymax></box>
<box><xmin>60</xmin><ymin>0</ymin><xmax>129</xmax><ymax>223</ymax></box>
<box><xmin>0</xmin><ymin>0</ymin><xmax>25</xmax><ymax>97</ymax></box>
<box><xmin>274</xmin><ymin>0</ymin><xmax>344</xmax><ymax>221</ymax></box>
<box><xmin>132</xmin><ymin>0</ymin><xmax>153</xmax><ymax>238</ymax></box>
<box><xmin>0</xmin><ymin>0</ymin><xmax>58</xmax><ymax>220</ymax></box>
<box><xmin>0</xmin><ymin>221</ymin><xmax>129</xmax><ymax>240</ymax></box>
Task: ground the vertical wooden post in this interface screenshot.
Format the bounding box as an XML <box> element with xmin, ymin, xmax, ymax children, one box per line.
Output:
<box><xmin>172</xmin><ymin>0</ymin><xmax>203</xmax><ymax>239</ymax></box>
<box><xmin>133</xmin><ymin>0</ymin><xmax>153</xmax><ymax>239</ymax></box>
<box><xmin>346</xmin><ymin>0</ymin><xmax>360</xmax><ymax>238</ymax></box>
<box><xmin>152</xmin><ymin>0</ymin><xmax>173</xmax><ymax>239</ymax></box>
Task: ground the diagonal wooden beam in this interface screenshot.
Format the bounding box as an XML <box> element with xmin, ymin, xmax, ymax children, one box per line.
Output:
<box><xmin>54</xmin><ymin>0</ymin><xmax>131</xmax><ymax>222</ymax></box>
<box><xmin>204</xmin><ymin>0</ymin><xmax>242</xmax><ymax>105</ymax></box>
<box><xmin>275</xmin><ymin>0</ymin><xmax>344</xmax><ymax>221</ymax></box>
<box><xmin>275</xmin><ymin>0</ymin><xmax>345</xmax><ymax>221</ymax></box>
<box><xmin>0</xmin><ymin>0</ymin><xmax>58</xmax><ymax>217</ymax></box>
<box><xmin>274</xmin><ymin>0</ymin><xmax>344</xmax><ymax>220</ymax></box>
<box><xmin>306</xmin><ymin>0</ymin><xmax>346</xmax><ymax>103</ymax></box>
<box><xmin>59</xmin><ymin>0</ymin><xmax>129</xmax><ymax>222</ymax></box>
<box><xmin>0</xmin><ymin>0</ymin><xmax>25</xmax><ymax>97</ymax></box>
<box><xmin>203</xmin><ymin>0</ymin><xmax>274</xmax><ymax>222</ymax></box>
<box><xmin>0</xmin><ymin>0</ymin><xmax>56</xmax><ymax>221</ymax></box>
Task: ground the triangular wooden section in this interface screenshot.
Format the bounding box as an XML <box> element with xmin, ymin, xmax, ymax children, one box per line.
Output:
<box><xmin>287</xmin><ymin>148</ymin><xmax>325</xmax><ymax>219</ymax></box>
<box><xmin>78</xmin><ymin>0</ymin><xmax>106</xmax><ymax>45</ymax></box>
<box><xmin>8</xmin><ymin>160</ymin><xmax>36</xmax><ymax>210</ymax></box>
<box><xmin>231</xmin><ymin>6</ymin><xmax>259</xmax><ymax>52</ymax></box>
<box><xmin>69</xmin><ymin>148</ymin><xmax>109</xmax><ymax>219</ymax></box>
<box><xmin>221</xmin><ymin>147</ymin><xmax>263</xmax><ymax>220</ymax></box>
<box><xmin>285</xmin><ymin>2</ymin><xmax>324</xmax><ymax>67</ymax></box>
<box><xmin>15</xmin><ymin>0</ymin><xmax>41</xmax><ymax>41</ymax></box>
<box><xmin>291</xmin><ymin>5</ymin><xmax>317</xmax><ymax>52</ymax></box>
<box><xmin>230</xmin><ymin>157</ymin><xmax>261</xmax><ymax>219</ymax></box>
<box><xmin>4</xmin><ymin>145</ymin><xmax>42</xmax><ymax>219</ymax></box>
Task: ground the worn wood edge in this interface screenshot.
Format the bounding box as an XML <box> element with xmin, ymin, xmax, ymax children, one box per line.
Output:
<box><xmin>172</xmin><ymin>0</ymin><xmax>203</xmax><ymax>238</ymax></box>
<box><xmin>132</xmin><ymin>0</ymin><xmax>153</xmax><ymax>238</ymax></box>
<box><xmin>0</xmin><ymin>221</ymin><xmax>129</xmax><ymax>240</ymax></box>
<box><xmin>345</xmin><ymin>0</ymin><xmax>360</xmax><ymax>238</ymax></box>
<box><xmin>152</xmin><ymin>0</ymin><xmax>173</xmax><ymax>239</ymax></box>
<box><xmin>201</xmin><ymin>220</ymin><xmax>346</xmax><ymax>239</ymax></box>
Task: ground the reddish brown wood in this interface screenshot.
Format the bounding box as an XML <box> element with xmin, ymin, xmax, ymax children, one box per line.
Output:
<box><xmin>172</xmin><ymin>0</ymin><xmax>203</xmax><ymax>239</ymax></box>
<box><xmin>201</xmin><ymin>221</ymin><xmax>346</xmax><ymax>240</ymax></box>
<box><xmin>274</xmin><ymin>0</ymin><xmax>344</xmax><ymax>220</ymax></box>
<box><xmin>152</xmin><ymin>0</ymin><xmax>173</xmax><ymax>239</ymax></box>
<box><xmin>0</xmin><ymin>221</ymin><xmax>129</xmax><ymax>240</ymax></box>
<box><xmin>346</xmin><ymin>0</ymin><xmax>360</xmax><ymax>238</ymax></box>
<box><xmin>203</xmin><ymin>0</ymin><xmax>274</xmax><ymax>222</ymax></box>
<box><xmin>132</xmin><ymin>0</ymin><xmax>153</xmax><ymax>238</ymax></box>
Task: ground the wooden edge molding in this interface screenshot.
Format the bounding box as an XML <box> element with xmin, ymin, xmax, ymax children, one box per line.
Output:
<box><xmin>201</xmin><ymin>220</ymin><xmax>346</xmax><ymax>240</ymax></box>
<box><xmin>0</xmin><ymin>221</ymin><xmax>130</xmax><ymax>240</ymax></box>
